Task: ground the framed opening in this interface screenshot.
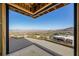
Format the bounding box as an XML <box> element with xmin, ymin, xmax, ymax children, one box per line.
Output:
<box><xmin>5</xmin><ymin>3</ymin><xmax>76</xmax><ymax>56</ymax></box>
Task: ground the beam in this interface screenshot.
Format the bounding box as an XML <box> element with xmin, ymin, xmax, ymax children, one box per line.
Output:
<box><xmin>33</xmin><ymin>3</ymin><xmax>68</xmax><ymax>18</ymax></box>
<box><xmin>33</xmin><ymin>3</ymin><xmax>52</xmax><ymax>15</ymax></box>
<box><xmin>9</xmin><ymin>3</ymin><xmax>33</xmax><ymax>15</ymax></box>
<box><xmin>8</xmin><ymin>3</ymin><xmax>68</xmax><ymax>18</ymax></box>
<box><xmin>9</xmin><ymin>5</ymin><xmax>33</xmax><ymax>18</ymax></box>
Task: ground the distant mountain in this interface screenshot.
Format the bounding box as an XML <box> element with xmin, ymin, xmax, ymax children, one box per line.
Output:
<box><xmin>62</xmin><ymin>27</ymin><xmax>74</xmax><ymax>31</ymax></box>
<box><xmin>53</xmin><ymin>27</ymin><xmax>74</xmax><ymax>31</ymax></box>
<box><xmin>10</xmin><ymin>27</ymin><xmax>74</xmax><ymax>33</ymax></box>
<box><xmin>53</xmin><ymin>27</ymin><xmax>74</xmax><ymax>35</ymax></box>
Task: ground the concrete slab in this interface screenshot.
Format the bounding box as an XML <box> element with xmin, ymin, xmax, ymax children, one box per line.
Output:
<box><xmin>25</xmin><ymin>38</ymin><xmax>74</xmax><ymax>56</ymax></box>
<box><xmin>8</xmin><ymin>45</ymin><xmax>52</xmax><ymax>56</ymax></box>
<box><xmin>9</xmin><ymin>38</ymin><xmax>33</xmax><ymax>53</ymax></box>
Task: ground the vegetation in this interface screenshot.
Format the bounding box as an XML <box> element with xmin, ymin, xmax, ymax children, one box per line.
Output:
<box><xmin>26</xmin><ymin>31</ymin><xmax>73</xmax><ymax>47</ymax></box>
<box><xmin>27</xmin><ymin>31</ymin><xmax>72</xmax><ymax>39</ymax></box>
<box><xmin>9</xmin><ymin>27</ymin><xmax>74</xmax><ymax>47</ymax></box>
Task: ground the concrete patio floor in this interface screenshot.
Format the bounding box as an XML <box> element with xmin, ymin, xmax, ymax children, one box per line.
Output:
<box><xmin>8</xmin><ymin>37</ymin><xmax>74</xmax><ymax>56</ymax></box>
<box><xmin>25</xmin><ymin>38</ymin><xmax>74</xmax><ymax>56</ymax></box>
<box><xmin>8</xmin><ymin>45</ymin><xmax>52</xmax><ymax>56</ymax></box>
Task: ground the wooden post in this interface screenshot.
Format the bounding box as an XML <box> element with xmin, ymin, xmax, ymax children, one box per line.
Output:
<box><xmin>0</xmin><ymin>3</ymin><xmax>7</xmax><ymax>56</ymax></box>
<box><xmin>0</xmin><ymin>4</ymin><xmax>2</xmax><ymax>56</ymax></box>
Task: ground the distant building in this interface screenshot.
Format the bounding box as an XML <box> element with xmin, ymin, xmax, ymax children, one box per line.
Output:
<box><xmin>52</xmin><ymin>35</ymin><xmax>74</xmax><ymax>46</ymax></box>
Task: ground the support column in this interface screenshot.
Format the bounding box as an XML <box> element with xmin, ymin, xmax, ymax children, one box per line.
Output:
<box><xmin>0</xmin><ymin>3</ymin><xmax>7</xmax><ymax>56</ymax></box>
<box><xmin>0</xmin><ymin>4</ymin><xmax>2</xmax><ymax>56</ymax></box>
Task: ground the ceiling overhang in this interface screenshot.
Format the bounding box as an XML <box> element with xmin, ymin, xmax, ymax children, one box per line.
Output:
<box><xmin>8</xmin><ymin>3</ymin><xmax>69</xmax><ymax>18</ymax></box>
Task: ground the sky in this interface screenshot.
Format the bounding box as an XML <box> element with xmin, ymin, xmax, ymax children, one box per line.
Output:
<box><xmin>9</xmin><ymin>4</ymin><xmax>74</xmax><ymax>30</ymax></box>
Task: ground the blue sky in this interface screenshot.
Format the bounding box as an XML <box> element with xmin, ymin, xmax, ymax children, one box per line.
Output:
<box><xmin>9</xmin><ymin>4</ymin><xmax>74</xmax><ymax>30</ymax></box>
